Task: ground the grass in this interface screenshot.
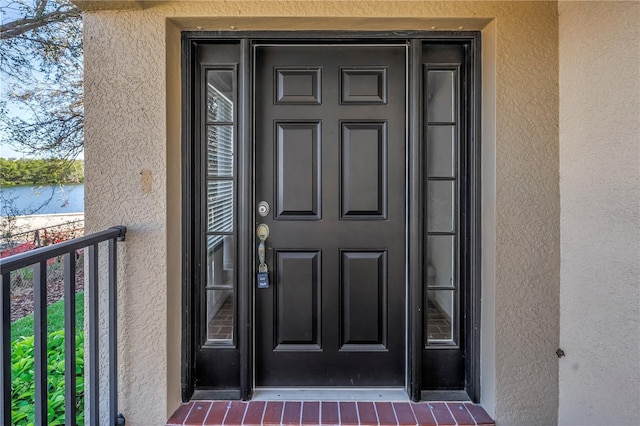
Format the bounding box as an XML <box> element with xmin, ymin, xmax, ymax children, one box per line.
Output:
<box><xmin>11</xmin><ymin>292</ymin><xmax>85</xmax><ymax>341</ymax></box>
<box><xmin>9</xmin><ymin>256</ymin><xmax>73</xmax><ymax>294</ymax></box>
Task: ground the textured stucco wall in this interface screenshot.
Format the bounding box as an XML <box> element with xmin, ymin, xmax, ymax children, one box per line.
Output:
<box><xmin>558</xmin><ymin>2</ymin><xmax>640</xmax><ymax>425</ymax></box>
<box><xmin>83</xmin><ymin>2</ymin><xmax>560</xmax><ymax>425</ymax></box>
<box><xmin>83</xmin><ymin>9</ymin><xmax>168</xmax><ymax>424</ymax></box>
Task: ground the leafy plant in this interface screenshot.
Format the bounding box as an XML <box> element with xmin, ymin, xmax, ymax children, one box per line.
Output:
<box><xmin>11</xmin><ymin>330</ymin><xmax>85</xmax><ymax>425</ymax></box>
<box><xmin>11</xmin><ymin>294</ymin><xmax>85</xmax><ymax>425</ymax></box>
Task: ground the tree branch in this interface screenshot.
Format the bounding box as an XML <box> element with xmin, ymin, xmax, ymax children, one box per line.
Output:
<box><xmin>1</xmin><ymin>6</ymin><xmax>79</xmax><ymax>40</ymax></box>
<box><xmin>35</xmin><ymin>0</ymin><xmax>49</xmax><ymax>18</ymax></box>
<box><xmin>0</xmin><ymin>0</ymin><xmax>84</xmax><ymax>160</ymax></box>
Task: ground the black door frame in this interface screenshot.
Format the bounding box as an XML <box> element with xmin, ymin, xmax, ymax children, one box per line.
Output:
<box><xmin>182</xmin><ymin>31</ymin><xmax>481</xmax><ymax>402</ymax></box>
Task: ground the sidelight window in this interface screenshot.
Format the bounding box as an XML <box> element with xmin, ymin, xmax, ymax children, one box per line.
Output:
<box><xmin>425</xmin><ymin>66</ymin><xmax>460</xmax><ymax>346</ymax></box>
<box><xmin>204</xmin><ymin>69</ymin><xmax>236</xmax><ymax>345</ymax></box>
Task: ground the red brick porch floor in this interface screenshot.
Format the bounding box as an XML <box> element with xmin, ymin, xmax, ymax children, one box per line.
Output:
<box><xmin>167</xmin><ymin>400</ymin><xmax>495</xmax><ymax>425</ymax></box>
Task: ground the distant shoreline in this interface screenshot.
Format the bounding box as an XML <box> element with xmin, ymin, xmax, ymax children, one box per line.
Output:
<box><xmin>4</xmin><ymin>213</ymin><xmax>85</xmax><ymax>240</ymax></box>
<box><xmin>0</xmin><ymin>182</ymin><xmax>84</xmax><ymax>188</ymax></box>
<box><xmin>0</xmin><ymin>158</ymin><xmax>84</xmax><ymax>187</ymax></box>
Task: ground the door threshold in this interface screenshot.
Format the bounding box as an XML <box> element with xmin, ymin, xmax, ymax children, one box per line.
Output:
<box><xmin>421</xmin><ymin>390</ymin><xmax>472</xmax><ymax>402</ymax></box>
<box><xmin>252</xmin><ymin>387</ymin><xmax>409</xmax><ymax>401</ymax></box>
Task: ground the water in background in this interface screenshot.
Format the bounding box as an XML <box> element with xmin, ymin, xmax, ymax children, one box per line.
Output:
<box><xmin>0</xmin><ymin>184</ymin><xmax>84</xmax><ymax>216</ymax></box>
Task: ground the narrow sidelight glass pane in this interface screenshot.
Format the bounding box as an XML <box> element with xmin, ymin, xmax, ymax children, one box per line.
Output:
<box><xmin>207</xmin><ymin>180</ymin><xmax>234</xmax><ymax>232</ymax></box>
<box><xmin>427</xmin><ymin>235</ymin><xmax>455</xmax><ymax>288</ymax></box>
<box><xmin>426</xmin><ymin>290</ymin><xmax>455</xmax><ymax>343</ymax></box>
<box><xmin>207</xmin><ymin>125</ymin><xmax>234</xmax><ymax>177</ymax></box>
<box><xmin>206</xmin><ymin>290</ymin><xmax>234</xmax><ymax>343</ymax></box>
<box><xmin>207</xmin><ymin>70</ymin><xmax>234</xmax><ymax>122</ymax></box>
<box><xmin>427</xmin><ymin>181</ymin><xmax>455</xmax><ymax>233</ymax></box>
<box><xmin>206</xmin><ymin>235</ymin><xmax>235</xmax><ymax>344</ymax></box>
<box><xmin>426</xmin><ymin>70</ymin><xmax>456</xmax><ymax>123</ymax></box>
<box><xmin>427</xmin><ymin>125</ymin><xmax>456</xmax><ymax>178</ymax></box>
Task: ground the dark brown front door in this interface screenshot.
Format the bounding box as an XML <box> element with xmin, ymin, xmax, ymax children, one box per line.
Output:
<box><xmin>255</xmin><ymin>45</ymin><xmax>407</xmax><ymax>387</ymax></box>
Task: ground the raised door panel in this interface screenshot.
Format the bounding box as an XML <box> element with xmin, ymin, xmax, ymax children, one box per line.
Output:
<box><xmin>340</xmin><ymin>250</ymin><xmax>387</xmax><ymax>351</ymax></box>
<box><xmin>340</xmin><ymin>67</ymin><xmax>388</xmax><ymax>104</ymax></box>
<box><xmin>275</xmin><ymin>122</ymin><xmax>321</xmax><ymax>219</ymax></box>
<box><xmin>340</xmin><ymin>122</ymin><xmax>387</xmax><ymax>219</ymax></box>
<box><xmin>275</xmin><ymin>251</ymin><xmax>322</xmax><ymax>350</ymax></box>
<box><xmin>275</xmin><ymin>67</ymin><xmax>322</xmax><ymax>104</ymax></box>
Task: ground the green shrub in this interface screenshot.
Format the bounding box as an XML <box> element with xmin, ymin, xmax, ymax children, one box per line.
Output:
<box><xmin>0</xmin><ymin>158</ymin><xmax>84</xmax><ymax>186</ymax></box>
<box><xmin>11</xmin><ymin>330</ymin><xmax>85</xmax><ymax>425</ymax></box>
<box><xmin>10</xmin><ymin>293</ymin><xmax>86</xmax><ymax>425</ymax></box>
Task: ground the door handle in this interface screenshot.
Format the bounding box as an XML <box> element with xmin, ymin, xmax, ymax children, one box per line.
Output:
<box><xmin>258</xmin><ymin>240</ymin><xmax>266</xmax><ymax>266</ymax></box>
<box><xmin>257</xmin><ymin>223</ymin><xmax>269</xmax><ymax>244</ymax></box>
<box><xmin>256</xmin><ymin>224</ymin><xmax>270</xmax><ymax>288</ymax></box>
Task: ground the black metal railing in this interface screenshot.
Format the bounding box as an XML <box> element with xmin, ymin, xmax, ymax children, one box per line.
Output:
<box><xmin>1</xmin><ymin>226</ymin><xmax>127</xmax><ymax>425</ymax></box>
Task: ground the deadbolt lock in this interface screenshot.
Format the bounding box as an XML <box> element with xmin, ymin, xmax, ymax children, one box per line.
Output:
<box><xmin>257</xmin><ymin>201</ymin><xmax>270</xmax><ymax>217</ymax></box>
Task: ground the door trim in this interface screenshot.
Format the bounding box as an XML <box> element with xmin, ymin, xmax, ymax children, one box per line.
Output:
<box><xmin>181</xmin><ymin>31</ymin><xmax>481</xmax><ymax>403</ymax></box>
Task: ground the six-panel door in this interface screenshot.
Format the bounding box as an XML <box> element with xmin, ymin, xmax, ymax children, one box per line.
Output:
<box><xmin>255</xmin><ymin>45</ymin><xmax>407</xmax><ymax>386</ymax></box>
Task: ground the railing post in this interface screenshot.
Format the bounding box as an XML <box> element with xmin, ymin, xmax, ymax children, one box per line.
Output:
<box><xmin>34</xmin><ymin>260</ymin><xmax>48</xmax><ymax>425</ymax></box>
<box><xmin>108</xmin><ymin>237</ymin><xmax>118</xmax><ymax>425</ymax></box>
<box><xmin>63</xmin><ymin>252</ymin><xmax>77</xmax><ymax>426</ymax></box>
<box><xmin>1</xmin><ymin>272</ymin><xmax>11</xmax><ymax>426</ymax></box>
<box><xmin>88</xmin><ymin>243</ymin><xmax>99</xmax><ymax>424</ymax></box>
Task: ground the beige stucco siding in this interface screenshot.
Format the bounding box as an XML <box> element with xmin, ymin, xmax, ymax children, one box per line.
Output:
<box><xmin>83</xmin><ymin>7</ymin><xmax>169</xmax><ymax>423</ymax></box>
<box><xmin>559</xmin><ymin>2</ymin><xmax>640</xmax><ymax>425</ymax></box>
<box><xmin>83</xmin><ymin>2</ymin><xmax>560</xmax><ymax>425</ymax></box>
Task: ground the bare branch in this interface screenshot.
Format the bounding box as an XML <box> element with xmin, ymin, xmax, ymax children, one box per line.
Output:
<box><xmin>1</xmin><ymin>7</ymin><xmax>79</xmax><ymax>39</ymax></box>
<box><xmin>35</xmin><ymin>0</ymin><xmax>49</xmax><ymax>16</ymax></box>
<box><xmin>0</xmin><ymin>0</ymin><xmax>84</xmax><ymax>160</ymax></box>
